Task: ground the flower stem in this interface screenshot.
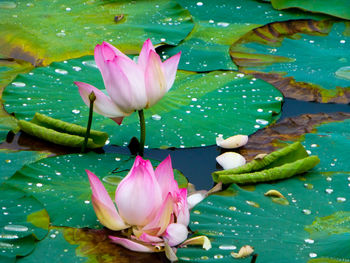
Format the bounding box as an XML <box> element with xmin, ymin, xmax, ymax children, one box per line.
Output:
<box><xmin>138</xmin><ymin>109</ymin><xmax>146</xmax><ymax>156</ymax></box>
<box><xmin>81</xmin><ymin>91</ymin><xmax>96</xmax><ymax>153</ymax></box>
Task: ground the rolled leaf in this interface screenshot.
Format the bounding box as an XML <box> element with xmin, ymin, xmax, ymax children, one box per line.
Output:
<box><xmin>18</xmin><ymin>113</ymin><xmax>108</xmax><ymax>148</ymax></box>
<box><xmin>212</xmin><ymin>141</ymin><xmax>308</xmax><ymax>180</ymax></box>
<box><xmin>213</xmin><ymin>155</ymin><xmax>320</xmax><ymax>184</ymax></box>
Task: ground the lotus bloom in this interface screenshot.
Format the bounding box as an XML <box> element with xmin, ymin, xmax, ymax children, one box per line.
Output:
<box><xmin>86</xmin><ymin>156</ymin><xmax>211</xmax><ymax>257</ymax></box>
<box><xmin>74</xmin><ymin>39</ymin><xmax>181</xmax><ymax>125</ymax></box>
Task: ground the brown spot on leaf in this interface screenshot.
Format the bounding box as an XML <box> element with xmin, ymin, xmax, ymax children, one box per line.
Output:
<box><xmin>239</xmin><ymin>112</ymin><xmax>350</xmax><ymax>161</ymax></box>
<box><xmin>64</xmin><ymin>228</ymin><xmax>164</xmax><ymax>263</ymax></box>
<box><xmin>249</xmin><ymin>72</ymin><xmax>350</xmax><ymax>103</ymax></box>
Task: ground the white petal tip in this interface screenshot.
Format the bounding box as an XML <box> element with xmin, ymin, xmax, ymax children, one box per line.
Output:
<box><xmin>216</xmin><ymin>152</ymin><xmax>246</xmax><ymax>170</ymax></box>
<box><xmin>216</xmin><ymin>135</ymin><xmax>248</xmax><ymax>149</ymax></box>
<box><xmin>187</xmin><ymin>192</ymin><xmax>206</xmax><ymax>209</ymax></box>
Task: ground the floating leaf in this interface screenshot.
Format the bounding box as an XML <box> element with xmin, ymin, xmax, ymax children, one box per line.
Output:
<box><xmin>17</xmin><ymin>227</ymin><xmax>165</xmax><ymax>263</ymax></box>
<box><xmin>231</xmin><ymin>21</ymin><xmax>350</xmax><ymax>103</ymax></box>
<box><xmin>0</xmin><ymin>59</ymin><xmax>33</xmax><ymax>142</ymax></box>
<box><xmin>270</xmin><ymin>0</ymin><xmax>350</xmax><ymax>20</ymax></box>
<box><xmin>19</xmin><ymin>113</ymin><xmax>108</xmax><ymax>149</ymax></box>
<box><xmin>161</xmin><ymin>0</ymin><xmax>328</xmax><ymax>72</ymax></box>
<box><xmin>3</xmin><ymin>57</ymin><xmax>282</xmax><ymax>148</ymax></box>
<box><xmin>0</xmin><ymin>149</ymin><xmax>47</xmax><ymax>184</ymax></box>
<box><xmin>213</xmin><ymin>142</ymin><xmax>320</xmax><ymax>184</ymax></box>
<box><xmin>4</xmin><ymin>153</ymin><xmax>187</xmax><ymax>228</ymax></box>
<box><xmin>0</xmin><ymin>0</ymin><xmax>194</xmax><ymax>66</ymax></box>
<box><xmin>177</xmin><ymin>118</ymin><xmax>350</xmax><ymax>262</ymax></box>
<box><xmin>239</xmin><ymin>112</ymin><xmax>350</xmax><ymax>161</ymax></box>
<box><xmin>0</xmin><ymin>185</ymin><xmax>49</xmax><ymax>259</ymax></box>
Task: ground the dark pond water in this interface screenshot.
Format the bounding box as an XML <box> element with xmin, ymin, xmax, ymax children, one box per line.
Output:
<box><xmin>104</xmin><ymin>98</ymin><xmax>350</xmax><ymax>190</ymax></box>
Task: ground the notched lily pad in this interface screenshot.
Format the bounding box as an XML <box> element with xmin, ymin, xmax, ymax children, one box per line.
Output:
<box><xmin>3</xmin><ymin>57</ymin><xmax>282</xmax><ymax>148</ymax></box>
<box><xmin>231</xmin><ymin>20</ymin><xmax>350</xmax><ymax>103</ymax></box>
<box><xmin>239</xmin><ymin>112</ymin><xmax>350</xmax><ymax>161</ymax></box>
<box><xmin>0</xmin><ymin>0</ymin><xmax>194</xmax><ymax>66</ymax></box>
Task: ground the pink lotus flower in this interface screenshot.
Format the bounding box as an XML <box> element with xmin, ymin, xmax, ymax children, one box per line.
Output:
<box><xmin>74</xmin><ymin>39</ymin><xmax>181</xmax><ymax>125</ymax></box>
<box><xmin>86</xmin><ymin>156</ymin><xmax>196</xmax><ymax>254</ymax></box>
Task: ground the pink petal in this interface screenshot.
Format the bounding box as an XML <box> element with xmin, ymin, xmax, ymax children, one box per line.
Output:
<box><xmin>139</xmin><ymin>233</ymin><xmax>163</xmax><ymax>244</ymax></box>
<box><xmin>162</xmin><ymin>51</ymin><xmax>181</xmax><ymax>91</ymax></box>
<box><xmin>110</xmin><ymin>116</ymin><xmax>124</xmax><ymax>125</ymax></box>
<box><xmin>86</xmin><ymin>170</ymin><xmax>128</xmax><ymax>230</ymax></box>
<box><xmin>104</xmin><ymin>56</ymin><xmax>147</xmax><ymax>112</ymax></box>
<box><xmin>143</xmin><ymin>193</ymin><xmax>174</xmax><ymax>236</ymax></box>
<box><xmin>115</xmin><ymin>157</ymin><xmax>162</xmax><ymax>226</ymax></box>
<box><xmin>144</xmin><ymin>50</ymin><xmax>167</xmax><ymax>107</ymax></box>
<box><xmin>108</xmin><ymin>236</ymin><xmax>155</xmax><ymax>252</ymax></box>
<box><xmin>163</xmin><ymin>223</ymin><xmax>188</xmax><ymax>246</ymax></box>
<box><xmin>74</xmin><ymin>81</ymin><xmax>127</xmax><ymax>119</ymax></box>
<box><xmin>95</xmin><ymin>42</ymin><xmax>129</xmax><ymax>69</ymax></box>
<box><xmin>138</xmin><ymin>38</ymin><xmax>156</xmax><ymax>71</ymax></box>
<box><xmin>155</xmin><ymin>155</ymin><xmax>179</xmax><ymax>199</ymax></box>
<box><xmin>175</xmin><ymin>188</ymin><xmax>190</xmax><ymax>226</ymax></box>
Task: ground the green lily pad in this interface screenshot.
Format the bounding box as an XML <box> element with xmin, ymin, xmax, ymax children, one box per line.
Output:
<box><xmin>270</xmin><ymin>0</ymin><xmax>350</xmax><ymax>20</ymax></box>
<box><xmin>0</xmin><ymin>59</ymin><xmax>33</xmax><ymax>142</ymax></box>
<box><xmin>17</xmin><ymin>227</ymin><xmax>165</xmax><ymax>263</ymax></box>
<box><xmin>231</xmin><ymin>21</ymin><xmax>350</xmax><ymax>103</ymax></box>
<box><xmin>4</xmin><ymin>153</ymin><xmax>187</xmax><ymax>228</ymax></box>
<box><xmin>2</xmin><ymin>56</ymin><xmax>282</xmax><ymax>148</ymax></box>
<box><xmin>0</xmin><ymin>149</ymin><xmax>48</xmax><ymax>184</ymax></box>
<box><xmin>161</xmin><ymin>0</ymin><xmax>328</xmax><ymax>72</ymax></box>
<box><xmin>177</xmin><ymin>118</ymin><xmax>350</xmax><ymax>262</ymax></box>
<box><xmin>0</xmin><ymin>0</ymin><xmax>194</xmax><ymax>66</ymax></box>
<box><xmin>0</xmin><ymin>184</ymin><xmax>49</xmax><ymax>259</ymax></box>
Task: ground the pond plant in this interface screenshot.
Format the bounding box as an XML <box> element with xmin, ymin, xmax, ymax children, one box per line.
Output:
<box><xmin>1</xmin><ymin>0</ymin><xmax>350</xmax><ymax>262</ymax></box>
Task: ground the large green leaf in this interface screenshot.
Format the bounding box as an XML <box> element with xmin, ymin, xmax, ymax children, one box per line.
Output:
<box><xmin>0</xmin><ymin>0</ymin><xmax>194</xmax><ymax>66</ymax></box>
<box><xmin>4</xmin><ymin>153</ymin><xmax>187</xmax><ymax>228</ymax></box>
<box><xmin>231</xmin><ymin>21</ymin><xmax>350</xmax><ymax>103</ymax></box>
<box><xmin>161</xmin><ymin>0</ymin><xmax>328</xmax><ymax>72</ymax></box>
<box><xmin>0</xmin><ymin>185</ymin><xmax>49</xmax><ymax>260</ymax></box>
<box><xmin>0</xmin><ymin>59</ymin><xmax>33</xmax><ymax>142</ymax></box>
<box><xmin>270</xmin><ymin>0</ymin><xmax>350</xmax><ymax>20</ymax></box>
<box><xmin>0</xmin><ymin>149</ymin><xmax>47</xmax><ymax>184</ymax></box>
<box><xmin>17</xmin><ymin>227</ymin><xmax>165</xmax><ymax>263</ymax></box>
<box><xmin>3</xmin><ymin>56</ymin><xmax>282</xmax><ymax>148</ymax></box>
<box><xmin>177</xmin><ymin>118</ymin><xmax>350</xmax><ymax>262</ymax></box>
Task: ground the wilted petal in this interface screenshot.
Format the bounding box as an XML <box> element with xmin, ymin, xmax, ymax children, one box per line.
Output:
<box><xmin>231</xmin><ymin>245</ymin><xmax>254</xmax><ymax>258</ymax></box>
<box><xmin>143</xmin><ymin>193</ymin><xmax>174</xmax><ymax>236</ymax></box>
<box><xmin>162</xmin><ymin>52</ymin><xmax>181</xmax><ymax>91</ymax></box>
<box><xmin>144</xmin><ymin>50</ymin><xmax>167</xmax><ymax>107</ymax></box>
<box><xmin>155</xmin><ymin>155</ymin><xmax>179</xmax><ymax>199</ymax></box>
<box><xmin>216</xmin><ymin>134</ymin><xmax>248</xmax><ymax>149</ymax></box>
<box><xmin>138</xmin><ymin>38</ymin><xmax>156</xmax><ymax>71</ymax></box>
<box><xmin>109</xmin><ymin>236</ymin><xmax>155</xmax><ymax>252</ymax></box>
<box><xmin>180</xmin><ymin>236</ymin><xmax>212</xmax><ymax>250</ymax></box>
<box><xmin>74</xmin><ymin>81</ymin><xmax>127</xmax><ymax>120</ymax></box>
<box><xmin>163</xmin><ymin>223</ymin><xmax>188</xmax><ymax>246</ymax></box>
<box><xmin>175</xmin><ymin>188</ymin><xmax>189</xmax><ymax>226</ymax></box>
<box><xmin>216</xmin><ymin>152</ymin><xmax>246</xmax><ymax>170</ymax></box>
<box><xmin>187</xmin><ymin>191</ymin><xmax>206</xmax><ymax>210</ymax></box>
<box><xmin>164</xmin><ymin>241</ymin><xmax>178</xmax><ymax>262</ymax></box>
<box><xmin>86</xmin><ymin>170</ymin><xmax>128</xmax><ymax>230</ymax></box>
<box><xmin>116</xmin><ymin>156</ymin><xmax>162</xmax><ymax>226</ymax></box>
<box><xmin>104</xmin><ymin>56</ymin><xmax>147</xmax><ymax>112</ymax></box>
